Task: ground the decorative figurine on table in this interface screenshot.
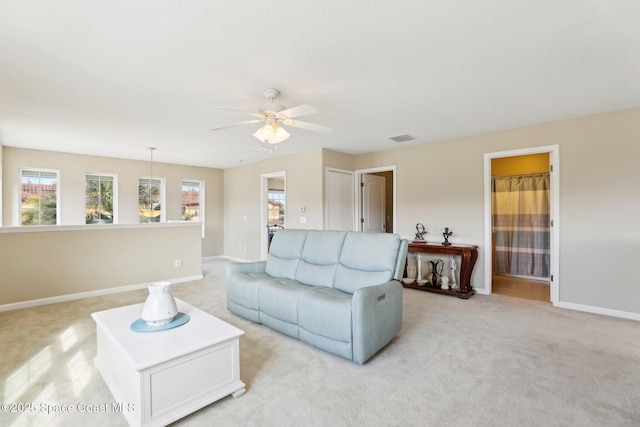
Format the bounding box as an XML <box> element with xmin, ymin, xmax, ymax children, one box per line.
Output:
<box><xmin>413</xmin><ymin>223</ymin><xmax>427</xmax><ymax>243</ymax></box>
<box><xmin>450</xmin><ymin>256</ymin><xmax>458</xmax><ymax>290</ymax></box>
<box><xmin>442</xmin><ymin>227</ymin><xmax>453</xmax><ymax>246</ymax></box>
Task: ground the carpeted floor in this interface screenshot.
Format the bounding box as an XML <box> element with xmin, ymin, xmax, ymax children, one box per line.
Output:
<box><xmin>1</xmin><ymin>258</ymin><xmax>639</xmax><ymax>426</ymax></box>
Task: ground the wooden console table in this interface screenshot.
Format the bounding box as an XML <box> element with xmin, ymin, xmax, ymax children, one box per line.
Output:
<box><xmin>403</xmin><ymin>242</ymin><xmax>478</xmax><ymax>299</ymax></box>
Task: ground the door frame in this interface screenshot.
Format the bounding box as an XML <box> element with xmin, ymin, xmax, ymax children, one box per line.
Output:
<box><xmin>354</xmin><ymin>165</ymin><xmax>396</xmax><ymax>233</ymax></box>
<box><xmin>261</xmin><ymin>171</ymin><xmax>286</xmax><ymax>259</ymax></box>
<box><xmin>483</xmin><ymin>145</ymin><xmax>560</xmax><ymax>304</ymax></box>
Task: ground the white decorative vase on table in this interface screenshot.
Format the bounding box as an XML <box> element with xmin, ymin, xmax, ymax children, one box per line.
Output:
<box><xmin>141</xmin><ymin>281</ymin><xmax>178</xmax><ymax>326</ymax></box>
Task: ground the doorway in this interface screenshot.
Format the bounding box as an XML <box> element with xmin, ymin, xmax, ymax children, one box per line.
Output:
<box><xmin>355</xmin><ymin>166</ymin><xmax>396</xmax><ymax>233</ymax></box>
<box><xmin>261</xmin><ymin>171</ymin><xmax>286</xmax><ymax>259</ymax></box>
<box><xmin>483</xmin><ymin>146</ymin><xmax>560</xmax><ymax>305</ymax></box>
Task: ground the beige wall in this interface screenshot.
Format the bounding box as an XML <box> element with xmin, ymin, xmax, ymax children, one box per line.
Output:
<box><xmin>222</xmin><ymin>107</ymin><xmax>640</xmax><ymax>315</ymax></box>
<box><xmin>322</xmin><ymin>149</ymin><xmax>355</xmax><ymax>171</ymax></box>
<box><xmin>1</xmin><ymin>147</ymin><xmax>224</xmax><ymax>256</ymax></box>
<box><xmin>353</xmin><ymin>108</ymin><xmax>640</xmax><ymax>314</ymax></box>
<box><xmin>221</xmin><ymin>110</ymin><xmax>640</xmax><ymax>315</ymax></box>
<box><xmin>2</xmin><ymin>109</ymin><xmax>640</xmax><ymax>316</ymax></box>
<box><xmin>0</xmin><ymin>223</ymin><xmax>202</xmax><ymax>307</ymax></box>
<box><xmin>223</xmin><ymin>149</ymin><xmax>324</xmax><ymax>261</ymax></box>
<box><xmin>0</xmin><ymin>141</ymin><xmax>3</xmax><ymax>225</ymax></box>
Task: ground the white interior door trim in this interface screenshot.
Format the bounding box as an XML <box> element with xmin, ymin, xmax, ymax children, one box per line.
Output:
<box><xmin>482</xmin><ymin>145</ymin><xmax>560</xmax><ymax>305</ymax></box>
<box><xmin>354</xmin><ymin>165</ymin><xmax>396</xmax><ymax>233</ymax></box>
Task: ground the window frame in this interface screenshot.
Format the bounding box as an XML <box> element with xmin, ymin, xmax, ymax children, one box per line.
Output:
<box><xmin>181</xmin><ymin>179</ymin><xmax>205</xmax><ymax>237</ymax></box>
<box><xmin>138</xmin><ymin>176</ymin><xmax>166</xmax><ymax>223</ymax></box>
<box><xmin>19</xmin><ymin>167</ymin><xmax>61</xmax><ymax>226</ymax></box>
<box><xmin>267</xmin><ymin>189</ymin><xmax>285</xmax><ymax>227</ymax></box>
<box><xmin>85</xmin><ymin>172</ymin><xmax>118</xmax><ymax>224</ymax></box>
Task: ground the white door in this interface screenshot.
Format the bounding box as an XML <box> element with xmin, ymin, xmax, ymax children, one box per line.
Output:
<box><xmin>326</xmin><ymin>169</ymin><xmax>355</xmax><ymax>231</ymax></box>
<box><xmin>361</xmin><ymin>174</ymin><xmax>385</xmax><ymax>232</ymax></box>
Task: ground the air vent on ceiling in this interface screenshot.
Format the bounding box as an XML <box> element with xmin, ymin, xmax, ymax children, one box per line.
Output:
<box><xmin>389</xmin><ymin>134</ymin><xmax>415</xmax><ymax>143</ymax></box>
<box><xmin>254</xmin><ymin>145</ymin><xmax>276</xmax><ymax>153</ymax></box>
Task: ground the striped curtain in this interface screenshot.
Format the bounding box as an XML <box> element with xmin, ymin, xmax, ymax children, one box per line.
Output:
<box><xmin>492</xmin><ymin>173</ymin><xmax>550</xmax><ymax>279</ymax></box>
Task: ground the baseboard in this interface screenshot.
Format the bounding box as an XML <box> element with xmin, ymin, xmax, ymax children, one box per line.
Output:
<box><xmin>475</xmin><ymin>287</ymin><xmax>639</xmax><ymax>321</ymax></box>
<box><xmin>0</xmin><ymin>274</ymin><xmax>203</xmax><ymax>313</ymax></box>
<box><xmin>221</xmin><ymin>255</ymin><xmax>252</xmax><ymax>263</ymax></box>
<box><xmin>555</xmin><ymin>301</ymin><xmax>640</xmax><ymax>321</ymax></box>
<box><xmin>202</xmin><ymin>255</ymin><xmax>228</xmax><ymax>261</ymax></box>
<box><xmin>203</xmin><ymin>255</ymin><xmax>252</xmax><ymax>263</ymax></box>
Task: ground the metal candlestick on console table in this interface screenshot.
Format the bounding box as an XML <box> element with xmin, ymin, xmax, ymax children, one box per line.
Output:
<box><xmin>403</xmin><ymin>243</ymin><xmax>478</xmax><ymax>299</ymax></box>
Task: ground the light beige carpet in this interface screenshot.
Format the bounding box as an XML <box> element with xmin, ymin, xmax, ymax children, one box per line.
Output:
<box><xmin>1</xmin><ymin>258</ymin><xmax>639</xmax><ymax>426</ymax></box>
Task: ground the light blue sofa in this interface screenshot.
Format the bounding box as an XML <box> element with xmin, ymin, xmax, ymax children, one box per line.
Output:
<box><xmin>225</xmin><ymin>229</ymin><xmax>409</xmax><ymax>364</ymax></box>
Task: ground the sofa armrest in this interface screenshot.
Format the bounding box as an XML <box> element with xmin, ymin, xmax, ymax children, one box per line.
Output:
<box><xmin>225</xmin><ymin>260</ymin><xmax>267</xmax><ymax>282</ymax></box>
<box><xmin>351</xmin><ymin>280</ymin><xmax>403</xmax><ymax>364</ymax></box>
<box><xmin>393</xmin><ymin>239</ymin><xmax>409</xmax><ymax>280</ymax></box>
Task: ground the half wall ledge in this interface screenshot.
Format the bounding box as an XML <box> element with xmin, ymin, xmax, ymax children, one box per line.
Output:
<box><xmin>0</xmin><ymin>222</ymin><xmax>203</xmax><ymax>311</ymax></box>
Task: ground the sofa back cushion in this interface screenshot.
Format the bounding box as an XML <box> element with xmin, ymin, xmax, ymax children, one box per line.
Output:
<box><xmin>295</xmin><ymin>230</ymin><xmax>347</xmax><ymax>287</ymax></box>
<box><xmin>334</xmin><ymin>232</ymin><xmax>401</xmax><ymax>294</ymax></box>
<box><xmin>265</xmin><ymin>229</ymin><xmax>404</xmax><ymax>292</ymax></box>
<box><xmin>265</xmin><ymin>229</ymin><xmax>308</xmax><ymax>279</ymax></box>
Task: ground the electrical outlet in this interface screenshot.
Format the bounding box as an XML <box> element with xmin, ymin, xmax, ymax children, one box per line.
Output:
<box><xmin>175</xmin><ymin>259</ymin><xmax>183</xmax><ymax>268</ymax></box>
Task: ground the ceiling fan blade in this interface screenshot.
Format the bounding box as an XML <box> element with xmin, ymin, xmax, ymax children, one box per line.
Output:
<box><xmin>278</xmin><ymin>104</ymin><xmax>317</xmax><ymax>119</ymax></box>
<box><xmin>211</xmin><ymin>119</ymin><xmax>263</xmax><ymax>131</ymax></box>
<box><xmin>212</xmin><ymin>107</ymin><xmax>262</xmax><ymax>118</ymax></box>
<box><xmin>281</xmin><ymin>119</ymin><xmax>333</xmax><ymax>135</ymax></box>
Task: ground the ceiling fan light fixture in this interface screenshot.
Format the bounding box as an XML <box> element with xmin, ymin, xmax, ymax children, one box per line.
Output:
<box><xmin>212</xmin><ymin>88</ymin><xmax>331</xmax><ymax>141</ymax></box>
<box><xmin>253</xmin><ymin>121</ymin><xmax>290</xmax><ymax>144</ymax></box>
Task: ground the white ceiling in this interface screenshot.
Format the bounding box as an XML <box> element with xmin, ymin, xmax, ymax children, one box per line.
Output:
<box><xmin>1</xmin><ymin>1</ymin><xmax>639</xmax><ymax>169</ymax></box>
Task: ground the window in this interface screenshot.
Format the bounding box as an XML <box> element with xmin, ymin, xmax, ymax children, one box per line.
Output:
<box><xmin>139</xmin><ymin>177</ymin><xmax>164</xmax><ymax>223</ymax></box>
<box><xmin>85</xmin><ymin>173</ymin><xmax>117</xmax><ymax>224</ymax></box>
<box><xmin>20</xmin><ymin>169</ymin><xmax>59</xmax><ymax>226</ymax></box>
<box><xmin>181</xmin><ymin>180</ymin><xmax>202</xmax><ymax>222</ymax></box>
<box><xmin>182</xmin><ymin>180</ymin><xmax>204</xmax><ymax>236</ymax></box>
<box><xmin>268</xmin><ymin>190</ymin><xmax>285</xmax><ymax>227</ymax></box>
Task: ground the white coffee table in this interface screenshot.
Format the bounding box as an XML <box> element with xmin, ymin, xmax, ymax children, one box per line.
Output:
<box><xmin>92</xmin><ymin>298</ymin><xmax>245</xmax><ymax>427</ymax></box>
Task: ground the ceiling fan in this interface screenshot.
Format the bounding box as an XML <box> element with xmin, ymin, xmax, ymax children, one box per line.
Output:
<box><xmin>211</xmin><ymin>88</ymin><xmax>332</xmax><ymax>144</ymax></box>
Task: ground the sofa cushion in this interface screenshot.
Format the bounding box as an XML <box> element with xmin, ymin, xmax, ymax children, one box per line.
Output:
<box><xmin>265</xmin><ymin>229</ymin><xmax>308</xmax><ymax>279</ymax></box>
<box><xmin>295</xmin><ymin>261</ymin><xmax>337</xmax><ymax>288</ymax></box>
<box><xmin>334</xmin><ymin>232</ymin><xmax>401</xmax><ymax>294</ymax></box>
<box><xmin>294</xmin><ymin>230</ymin><xmax>346</xmax><ymax>287</ymax></box>
<box><xmin>300</xmin><ymin>230</ymin><xmax>347</xmax><ymax>264</ymax></box>
<box><xmin>298</xmin><ymin>287</ymin><xmax>353</xmax><ymax>343</ymax></box>
<box><xmin>259</xmin><ymin>278</ymin><xmax>312</xmax><ymax>325</ymax></box>
<box><xmin>226</xmin><ymin>272</ymin><xmax>270</xmax><ymax>311</ymax></box>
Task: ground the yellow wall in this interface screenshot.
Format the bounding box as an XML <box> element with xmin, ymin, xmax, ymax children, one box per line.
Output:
<box><xmin>492</xmin><ymin>153</ymin><xmax>549</xmax><ymax>176</ymax></box>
